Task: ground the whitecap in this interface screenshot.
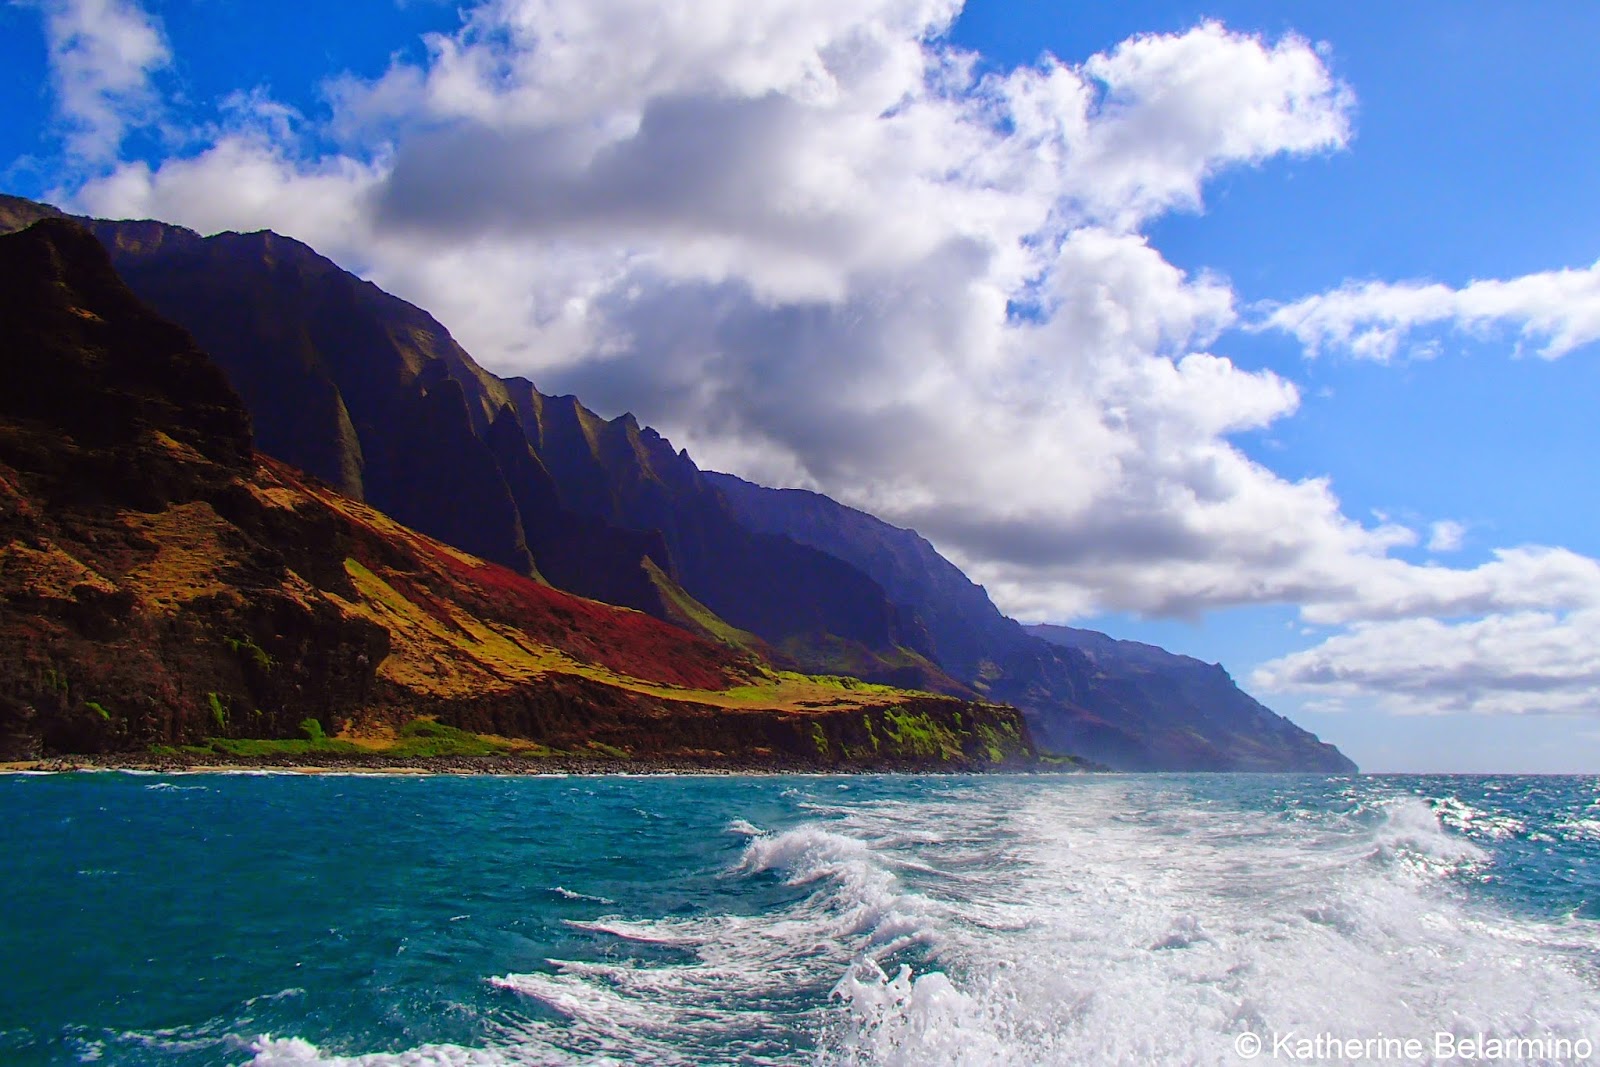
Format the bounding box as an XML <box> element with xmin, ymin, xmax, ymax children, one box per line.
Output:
<box><xmin>247</xmin><ymin>1035</ymin><xmax>528</xmax><ymax>1066</ymax></box>
<box><xmin>548</xmin><ymin>886</ymin><xmax>615</xmax><ymax>905</ymax></box>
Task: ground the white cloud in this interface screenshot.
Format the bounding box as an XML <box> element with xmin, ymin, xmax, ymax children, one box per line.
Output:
<box><xmin>1259</xmin><ymin>260</ymin><xmax>1600</xmax><ymax>362</ymax></box>
<box><xmin>1253</xmin><ymin>608</ymin><xmax>1600</xmax><ymax>717</ymax></box>
<box><xmin>55</xmin><ymin>0</ymin><xmax>1600</xmax><ymax>704</ymax></box>
<box><xmin>1255</xmin><ymin>548</ymin><xmax>1600</xmax><ymax>717</ymax></box>
<box><xmin>1296</xmin><ymin>546</ymin><xmax>1600</xmax><ymax>627</ymax></box>
<box><xmin>1427</xmin><ymin>519</ymin><xmax>1466</xmax><ymax>553</ymax></box>
<box><xmin>1064</xmin><ymin>21</ymin><xmax>1352</xmax><ymax>229</ymax></box>
<box><xmin>39</xmin><ymin>0</ymin><xmax>170</xmax><ymax>162</ymax></box>
<box><xmin>76</xmin><ymin>134</ymin><xmax>386</xmax><ymax>264</ymax></box>
<box><xmin>347</xmin><ymin>0</ymin><xmax>965</xmax><ymax>128</ymax></box>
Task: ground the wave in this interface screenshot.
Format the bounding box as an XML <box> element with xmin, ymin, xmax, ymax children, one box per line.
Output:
<box><xmin>814</xmin><ymin>784</ymin><xmax>1600</xmax><ymax>1065</ymax></box>
<box><xmin>1555</xmin><ymin>816</ymin><xmax>1600</xmax><ymax>843</ymax></box>
<box><xmin>1366</xmin><ymin>794</ymin><xmax>1491</xmax><ymax>880</ymax></box>
<box><xmin>470</xmin><ymin>820</ymin><xmax>948</xmax><ymax>1063</ymax></box>
<box><xmin>1430</xmin><ymin>793</ymin><xmax>1528</xmax><ymax>841</ymax></box>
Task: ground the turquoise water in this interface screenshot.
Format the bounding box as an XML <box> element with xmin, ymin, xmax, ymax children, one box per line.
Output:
<box><xmin>2</xmin><ymin>772</ymin><xmax>1598</xmax><ymax>1064</ymax></box>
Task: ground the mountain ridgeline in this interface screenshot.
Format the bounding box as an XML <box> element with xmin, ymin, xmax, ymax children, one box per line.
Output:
<box><xmin>0</xmin><ymin>195</ymin><xmax>1355</xmax><ymax>771</ymax></box>
<box><xmin>709</xmin><ymin>476</ymin><xmax>1355</xmax><ymax>772</ymax></box>
<box><xmin>0</xmin><ymin>216</ymin><xmax>1034</xmax><ymax>768</ymax></box>
<box><xmin>44</xmin><ymin>204</ymin><xmax>950</xmax><ymax>694</ymax></box>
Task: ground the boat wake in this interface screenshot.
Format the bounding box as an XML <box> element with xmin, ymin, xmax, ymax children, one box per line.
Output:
<box><xmin>228</xmin><ymin>778</ymin><xmax>1600</xmax><ymax>1065</ymax></box>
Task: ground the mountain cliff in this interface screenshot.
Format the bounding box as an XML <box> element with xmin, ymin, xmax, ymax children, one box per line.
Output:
<box><xmin>0</xmin><ymin>197</ymin><xmax>955</xmax><ymax>693</ymax></box>
<box><xmin>709</xmin><ymin>473</ymin><xmax>1356</xmax><ymax>772</ymax></box>
<box><xmin>0</xmin><ymin>194</ymin><xmax>1355</xmax><ymax>771</ymax></box>
<box><xmin>0</xmin><ymin>216</ymin><xmax>1035</xmax><ymax>768</ymax></box>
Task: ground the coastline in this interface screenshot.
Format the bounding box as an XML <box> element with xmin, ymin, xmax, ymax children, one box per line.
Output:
<box><xmin>0</xmin><ymin>752</ymin><xmax>1086</xmax><ymax>776</ymax></box>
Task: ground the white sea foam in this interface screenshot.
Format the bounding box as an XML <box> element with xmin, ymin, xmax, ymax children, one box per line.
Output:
<box><xmin>548</xmin><ymin>886</ymin><xmax>615</xmax><ymax>905</ymax></box>
<box><xmin>817</xmin><ymin>786</ymin><xmax>1600</xmax><ymax>1065</ymax></box>
<box><xmin>250</xmin><ymin>1035</ymin><xmax>532</xmax><ymax>1065</ymax></box>
<box><xmin>426</xmin><ymin>819</ymin><xmax>953</xmax><ymax>1064</ymax></box>
<box><xmin>1555</xmin><ymin>816</ymin><xmax>1600</xmax><ymax>842</ymax></box>
<box><xmin>1368</xmin><ymin>795</ymin><xmax>1491</xmax><ymax>882</ymax></box>
<box><xmin>1431</xmin><ymin>793</ymin><xmax>1527</xmax><ymax>841</ymax></box>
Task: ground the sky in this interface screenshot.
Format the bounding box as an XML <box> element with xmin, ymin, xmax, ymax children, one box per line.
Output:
<box><xmin>2</xmin><ymin>0</ymin><xmax>1598</xmax><ymax>772</ymax></box>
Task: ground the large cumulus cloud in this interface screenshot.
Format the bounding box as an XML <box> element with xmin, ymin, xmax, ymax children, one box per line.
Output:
<box><xmin>36</xmin><ymin>0</ymin><xmax>1600</xmax><ymax>716</ymax></box>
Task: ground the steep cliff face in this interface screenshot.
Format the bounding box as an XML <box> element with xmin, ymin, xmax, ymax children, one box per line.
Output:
<box><xmin>514</xmin><ymin>395</ymin><xmax>949</xmax><ymax>684</ymax></box>
<box><xmin>708</xmin><ymin>475</ymin><xmax>1017</xmax><ymax>679</ymax></box>
<box><xmin>1025</xmin><ymin>625</ymin><xmax>1355</xmax><ymax>772</ymax></box>
<box><xmin>709</xmin><ymin>472</ymin><xmax>1357</xmax><ymax>773</ymax></box>
<box><xmin>0</xmin><ymin>201</ymin><xmax>666</xmax><ymax>623</ymax></box>
<box><xmin>84</xmin><ymin>223</ymin><xmax>541</xmax><ymax>574</ymax></box>
<box><xmin>9</xmin><ymin>209</ymin><xmax>950</xmax><ymax>688</ymax></box>
<box><xmin>0</xmin><ymin>197</ymin><xmax>1354</xmax><ymax>772</ymax></box>
<box><xmin>0</xmin><ymin>218</ymin><xmax>1036</xmax><ymax>769</ymax></box>
<box><xmin>0</xmin><ymin>218</ymin><xmax>382</xmax><ymax>755</ymax></box>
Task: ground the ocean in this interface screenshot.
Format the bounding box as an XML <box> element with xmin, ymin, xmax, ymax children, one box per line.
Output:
<box><xmin>2</xmin><ymin>772</ymin><xmax>1597</xmax><ymax>1065</ymax></box>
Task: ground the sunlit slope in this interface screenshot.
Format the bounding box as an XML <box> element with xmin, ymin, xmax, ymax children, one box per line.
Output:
<box><xmin>0</xmin><ymin>218</ymin><xmax>1035</xmax><ymax>768</ymax></box>
<box><xmin>0</xmin><ymin>197</ymin><xmax>966</xmax><ymax>694</ymax></box>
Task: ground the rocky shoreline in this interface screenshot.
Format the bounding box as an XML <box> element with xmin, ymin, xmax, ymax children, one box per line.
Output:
<box><xmin>2</xmin><ymin>751</ymin><xmax>1090</xmax><ymax>776</ymax></box>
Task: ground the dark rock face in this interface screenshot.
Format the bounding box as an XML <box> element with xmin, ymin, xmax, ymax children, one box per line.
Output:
<box><xmin>0</xmin><ymin>197</ymin><xmax>1352</xmax><ymax>771</ymax></box>
<box><xmin>709</xmin><ymin>475</ymin><xmax>1016</xmax><ymax>680</ymax></box>
<box><xmin>1024</xmin><ymin>625</ymin><xmax>1356</xmax><ymax>772</ymax></box>
<box><xmin>509</xmin><ymin>390</ymin><xmax>914</xmax><ymax>653</ymax></box>
<box><xmin>0</xmin><ymin>219</ymin><xmax>385</xmax><ymax>755</ymax></box>
<box><xmin>0</xmin><ymin>217</ymin><xmax>1032</xmax><ymax>769</ymax></box>
<box><xmin>43</xmin><ymin>212</ymin><xmax>953</xmax><ymax>689</ymax></box>
<box><xmin>0</xmin><ymin>219</ymin><xmax>251</xmax><ymax>485</ymax></box>
<box><xmin>82</xmin><ymin>224</ymin><xmax>540</xmax><ymax>576</ymax></box>
<box><xmin>709</xmin><ymin>472</ymin><xmax>1357</xmax><ymax>773</ymax></box>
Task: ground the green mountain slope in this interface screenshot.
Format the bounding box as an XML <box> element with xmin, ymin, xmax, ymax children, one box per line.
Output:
<box><xmin>0</xmin><ymin>195</ymin><xmax>1354</xmax><ymax>770</ymax></box>
<box><xmin>0</xmin><ymin>217</ymin><xmax>1035</xmax><ymax>769</ymax></box>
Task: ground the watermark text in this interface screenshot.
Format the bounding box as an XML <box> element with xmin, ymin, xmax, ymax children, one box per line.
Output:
<box><xmin>1232</xmin><ymin>1030</ymin><xmax>1593</xmax><ymax>1062</ymax></box>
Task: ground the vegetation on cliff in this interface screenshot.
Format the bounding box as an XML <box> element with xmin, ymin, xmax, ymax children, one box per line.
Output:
<box><xmin>0</xmin><ymin>194</ymin><xmax>1354</xmax><ymax>773</ymax></box>
<box><xmin>0</xmin><ymin>218</ymin><xmax>1037</xmax><ymax>769</ymax></box>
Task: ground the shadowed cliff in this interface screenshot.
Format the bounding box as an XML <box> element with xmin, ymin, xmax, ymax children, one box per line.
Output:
<box><xmin>3</xmin><ymin>200</ymin><xmax>956</xmax><ymax>692</ymax></box>
<box><xmin>0</xmin><ymin>194</ymin><xmax>1353</xmax><ymax>771</ymax></box>
<box><xmin>0</xmin><ymin>217</ymin><xmax>1035</xmax><ymax>769</ymax></box>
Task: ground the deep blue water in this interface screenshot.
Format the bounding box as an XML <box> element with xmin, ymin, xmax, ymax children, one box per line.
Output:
<box><xmin>2</xmin><ymin>772</ymin><xmax>1598</xmax><ymax>1064</ymax></box>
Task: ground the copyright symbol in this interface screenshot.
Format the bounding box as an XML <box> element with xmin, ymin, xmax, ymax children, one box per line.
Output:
<box><xmin>1235</xmin><ymin>1031</ymin><xmax>1263</xmax><ymax>1059</ymax></box>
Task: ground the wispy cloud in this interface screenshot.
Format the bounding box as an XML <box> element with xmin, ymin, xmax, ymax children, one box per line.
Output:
<box><xmin>1258</xmin><ymin>261</ymin><xmax>1600</xmax><ymax>362</ymax></box>
<box><xmin>39</xmin><ymin>0</ymin><xmax>170</xmax><ymax>163</ymax></box>
<box><xmin>1427</xmin><ymin>520</ymin><xmax>1466</xmax><ymax>553</ymax></box>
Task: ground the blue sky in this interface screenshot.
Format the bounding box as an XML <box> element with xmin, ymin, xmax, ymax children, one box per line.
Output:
<box><xmin>955</xmin><ymin>3</ymin><xmax>1600</xmax><ymax>772</ymax></box>
<box><xmin>3</xmin><ymin>1</ymin><xmax>1598</xmax><ymax>772</ymax></box>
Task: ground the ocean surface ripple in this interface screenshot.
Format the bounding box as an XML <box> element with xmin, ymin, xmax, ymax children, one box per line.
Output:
<box><xmin>3</xmin><ymin>772</ymin><xmax>1597</xmax><ymax>1065</ymax></box>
